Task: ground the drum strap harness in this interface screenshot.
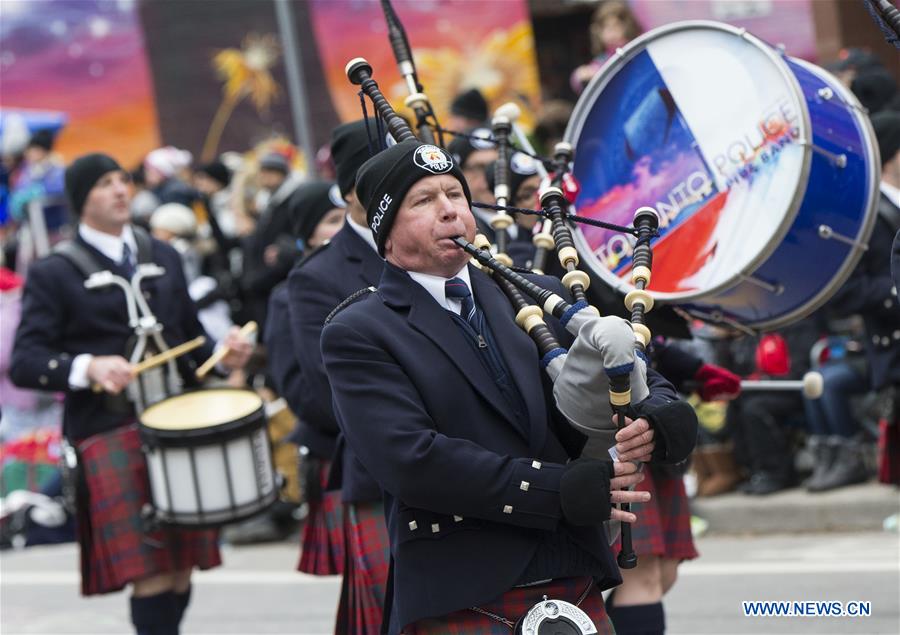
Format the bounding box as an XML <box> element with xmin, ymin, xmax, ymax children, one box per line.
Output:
<box><xmin>54</xmin><ymin>226</ymin><xmax>181</xmax><ymax>412</ymax></box>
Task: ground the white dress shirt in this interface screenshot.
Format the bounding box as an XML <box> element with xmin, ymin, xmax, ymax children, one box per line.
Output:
<box><xmin>407</xmin><ymin>265</ymin><xmax>473</xmax><ymax>316</ymax></box>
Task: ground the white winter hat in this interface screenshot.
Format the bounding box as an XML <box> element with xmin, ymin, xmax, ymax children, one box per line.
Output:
<box><xmin>150</xmin><ymin>203</ymin><xmax>197</xmax><ymax>237</ymax></box>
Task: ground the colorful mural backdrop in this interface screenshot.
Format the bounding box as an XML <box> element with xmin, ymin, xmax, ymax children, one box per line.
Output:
<box><xmin>309</xmin><ymin>0</ymin><xmax>542</xmax><ymax>129</ymax></box>
<box><xmin>0</xmin><ymin>0</ymin><xmax>160</xmax><ymax>166</ymax></box>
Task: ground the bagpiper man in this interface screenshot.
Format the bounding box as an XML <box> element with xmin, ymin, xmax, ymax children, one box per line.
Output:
<box><xmin>10</xmin><ymin>153</ymin><xmax>252</xmax><ymax>635</ymax></box>
<box><xmin>321</xmin><ymin>139</ymin><xmax>697</xmax><ymax>634</ymax></box>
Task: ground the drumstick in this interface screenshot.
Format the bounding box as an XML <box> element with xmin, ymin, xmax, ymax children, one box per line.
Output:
<box><xmin>91</xmin><ymin>336</ymin><xmax>207</xmax><ymax>393</ymax></box>
<box><xmin>195</xmin><ymin>321</ymin><xmax>257</xmax><ymax>380</ymax></box>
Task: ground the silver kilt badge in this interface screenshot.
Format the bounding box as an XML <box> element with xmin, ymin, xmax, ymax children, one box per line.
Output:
<box><xmin>517</xmin><ymin>596</ymin><xmax>598</xmax><ymax>635</ymax></box>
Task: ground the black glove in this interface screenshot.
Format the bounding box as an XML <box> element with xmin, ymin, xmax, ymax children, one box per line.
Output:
<box><xmin>560</xmin><ymin>458</ymin><xmax>613</xmax><ymax>526</ymax></box>
<box><xmin>644</xmin><ymin>400</ymin><xmax>698</xmax><ymax>464</ymax></box>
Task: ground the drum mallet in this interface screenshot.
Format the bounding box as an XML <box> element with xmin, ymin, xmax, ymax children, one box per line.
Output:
<box><xmin>91</xmin><ymin>336</ymin><xmax>207</xmax><ymax>393</ymax></box>
<box><xmin>740</xmin><ymin>371</ymin><xmax>824</xmax><ymax>400</ymax></box>
<box><xmin>195</xmin><ymin>321</ymin><xmax>258</xmax><ymax>380</ymax></box>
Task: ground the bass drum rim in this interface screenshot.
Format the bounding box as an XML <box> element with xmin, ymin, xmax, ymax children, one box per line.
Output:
<box><xmin>564</xmin><ymin>20</ymin><xmax>813</xmax><ymax>309</ymax></box>
<box><xmin>740</xmin><ymin>57</ymin><xmax>880</xmax><ymax>332</ymax></box>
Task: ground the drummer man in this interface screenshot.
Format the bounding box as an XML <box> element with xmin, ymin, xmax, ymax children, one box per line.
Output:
<box><xmin>10</xmin><ymin>152</ymin><xmax>252</xmax><ymax>635</ymax></box>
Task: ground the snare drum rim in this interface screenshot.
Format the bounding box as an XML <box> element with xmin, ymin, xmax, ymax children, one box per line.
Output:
<box><xmin>139</xmin><ymin>388</ymin><xmax>266</xmax><ymax>448</ymax></box>
<box><xmin>565</xmin><ymin>20</ymin><xmax>813</xmax><ymax>304</ymax></box>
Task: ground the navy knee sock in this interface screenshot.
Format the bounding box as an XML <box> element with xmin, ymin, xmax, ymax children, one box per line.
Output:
<box><xmin>129</xmin><ymin>591</ymin><xmax>179</xmax><ymax>635</ymax></box>
<box><xmin>174</xmin><ymin>586</ymin><xmax>191</xmax><ymax>626</ymax></box>
<box><xmin>606</xmin><ymin>597</ymin><xmax>665</xmax><ymax>635</ymax></box>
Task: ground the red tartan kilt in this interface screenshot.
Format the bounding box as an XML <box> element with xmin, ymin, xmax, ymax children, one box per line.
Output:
<box><xmin>76</xmin><ymin>424</ymin><xmax>221</xmax><ymax>596</ymax></box>
<box><xmin>297</xmin><ymin>461</ymin><xmax>344</xmax><ymax>575</ymax></box>
<box><xmin>615</xmin><ymin>466</ymin><xmax>698</xmax><ymax>561</ymax></box>
<box><xmin>336</xmin><ymin>500</ymin><xmax>391</xmax><ymax>634</ymax></box>
<box><xmin>405</xmin><ymin>577</ymin><xmax>614</xmax><ymax>635</ymax></box>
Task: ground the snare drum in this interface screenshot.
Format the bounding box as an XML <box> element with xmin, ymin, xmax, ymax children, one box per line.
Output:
<box><xmin>139</xmin><ymin>388</ymin><xmax>278</xmax><ymax>527</ymax></box>
<box><xmin>565</xmin><ymin>21</ymin><xmax>880</xmax><ymax>331</ymax></box>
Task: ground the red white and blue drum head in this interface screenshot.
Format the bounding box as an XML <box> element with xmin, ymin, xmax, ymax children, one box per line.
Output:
<box><xmin>566</xmin><ymin>21</ymin><xmax>879</xmax><ymax>329</ymax></box>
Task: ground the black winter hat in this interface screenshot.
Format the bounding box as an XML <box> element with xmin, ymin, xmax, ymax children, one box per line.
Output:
<box><xmin>331</xmin><ymin>120</ymin><xmax>374</xmax><ymax>198</ymax></box>
<box><xmin>291</xmin><ymin>181</ymin><xmax>346</xmax><ymax>245</ymax></box>
<box><xmin>198</xmin><ymin>161</ymin><xmax>231</xmax><ymax>188</ymax></box>
<box><xmin>871</xmin><ymin>110</ymin><xmax>900</xmax><ymax>167</ymax></box>
<box><xmin>259</xmin><ymin>152</ymin><xmax>290</xmax><ymax>174</ymax></box>
<box><xmin>852</xmin><ymin>69</ymin><xmax>897</xmax><ymax>116</ymax></box>
<box><xmin>450</xmin><ymin>88</ymin><xmax>488</xmax><ymax>122</ymax></box>
<box><xmin>447</xmin><ymin>126</ymin><xmax>495</xmax><ymax>168</ymax></box>
<box><xmin>65</xmin><ymin>153</ymin><xmax>123</xmax><ymax>216</ymax></box>
<box><xmin>485</xmin><ymin>151</ymin><xmax>541</xmax><ymax>203</ymax></box>
<box><xmin>28</xmin><ymin>129</ymin><xmax>55</xmax><ymax>152</ymax></box>
<box><xmin>356</xmin><ymin>140</ymin><xmax>471</xmax><ymax>256</ymax></box>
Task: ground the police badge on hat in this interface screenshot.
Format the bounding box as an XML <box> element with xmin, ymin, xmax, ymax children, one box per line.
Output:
<box><xmin>510</xmin><ymin>151</ymin><xmax>538</xmax><ymax>176</ymax></box>
<box><xmin>470</xmin><ymin>127</ymin><xmax>495</xmax><ymax>150</ymax></box>
<box><xmin>328</xmin><ymin>183</ymin><xmax>346</xmax><ymax>208</ymax></box>
<box><xmin>414</xmin><ymin>145</ymin><xmax>454</xmax><ymax>174</ymax></box>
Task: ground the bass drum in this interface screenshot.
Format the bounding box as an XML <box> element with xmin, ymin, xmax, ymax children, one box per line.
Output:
<box><xmin>564</xmin><ymin>20</ymin><xmax>880</xmax><ymax>331</ymax></box>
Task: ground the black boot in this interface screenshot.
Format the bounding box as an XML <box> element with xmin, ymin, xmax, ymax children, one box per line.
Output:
<box><xmin>742</xmin><ymin>470</ymin><xmax>794</xmax><ymax>495</ymax></box>
<box><xmin>808</xmin><ymin>437</ymin><xmax>870</xmax><ymax>492</ymax></box>
<box><xmin>130</xmin><ymin>591</ymin><xmax>179</xmax><ymax>635</ymax></box>
<box><xmin>804</xmin><ymin>436</ymin><xmax>838</xmax><ymax>491</ymax></box>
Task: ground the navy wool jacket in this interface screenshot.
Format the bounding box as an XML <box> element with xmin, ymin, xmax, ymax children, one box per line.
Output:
<box><xmin>321</xmin><ymin>261</ymin><xmax>678</xmax><ymax>630</ymax></box>
<box><xmin>10</xmin><ymin>233</ymin><xmax>215</xmax><ymax>442</ymax></box>
<box><xmin>287</xmin><ymin>222</ymin><xmax>384</xmax><ymax>499</ymax></box>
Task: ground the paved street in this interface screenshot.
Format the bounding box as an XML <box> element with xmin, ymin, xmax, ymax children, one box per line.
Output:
<box><xmin>2</xmin><ymin>531</ymin><xmax>898</xmax><ymax>634</ymax></box>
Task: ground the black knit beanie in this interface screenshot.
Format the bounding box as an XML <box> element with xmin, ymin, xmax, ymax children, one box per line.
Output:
<box><xmin>356</xmin><ymin>140</ymin><xmax>471</xmax><ymax>256</ymax></box>
<box><xmin>851</xmin><ymin>69</ymin><xmax>897</xmax><ymax>116</ymax></box>
<box><xmin>331</xmin><ymin>120</ymin><xmax>375</xmax><ymax>199</ymax></box>
<box><xmin>485</xmin><ymin>151</ymin><xmax>541</xmax><ymax>202</ymax></box>
<box><xmin>291</xmin><ymin>181</ymin><xmax>346</xmax><ymax>245</ymax></box>
<box><xmin>447</xmin><ymin>126</ymin><xmax>495</xmax><ymax>168</ymax></box>
<box><xmin>65</xmin><ymin>153</ymin><xmax>123</xmax><ymax>216</ymax></box>
<box><xmin>872</xmin><ymin>110</ymin><xmax>900</xmax><ymax>167</ymax></box>
<box><xmin>28</xmin><ymin>129</ymin><xmax>55</xmax><ymax>152</ymax></box>
<box><xmin>198</xmin><ymin>161</ymin><xmax>231</xmax><ymax>188</ymax></box>
<box><xmin>450</xmin><ymin>88</ymin><xmax>488</xmax><ymax>122</ymax></box>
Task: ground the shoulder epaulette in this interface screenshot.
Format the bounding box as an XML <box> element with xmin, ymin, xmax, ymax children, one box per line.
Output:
<box><xmin>325</xmin><ymin>286</ymin><xmax>377</xmax><ymax>325</ymax></box>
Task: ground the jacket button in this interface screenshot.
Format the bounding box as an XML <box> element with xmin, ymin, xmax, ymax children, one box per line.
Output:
<box><xmin>503</xmin><ymin>505</ymin><xmax>513</xmax><ymax>514</ymax></box>
<box><xmin>408</xmin><ymin>520</ymin><xmax>418</xmax><ymax>531</ymax></box>
<box><xmin>453</xmin><ymin>515</ymin><xmax>463</xmax><ymax>522</ymax></box>
<box><xmin>893</xmin><ymin>330</ymin><xmax>900</xmax><ymax>340</ymax></box>
<box><xmin>431</xmin><ymin>523</ymin><xmax>440</xmax><ymax>533</ymax></box>
<box><xmin>39</xmin><ymin>375</ymin><xmax>48</xmax><ymax>385</ymax></box>
<box><xmin>520</xmin><ymin>481</ymin><xmax>530</xmax><ymax>491</ymax></box>
<box><xmin>48</xmin><ymin>359</ymin><xmax>59</xmax><ymax>369</ymax></box>
<box><xmin>884</xmin><ymin>298</ymin><xmax>894</xmax><ymax>309</ymax></box>
<box><xmin>881</xmin><ymin>337</ymin><xmax>890</xmax><ymax>347</ymax></box>
<box><xmin>531</xmin><ymin>461</ymin><xmax>542</xmax><ymax>470</ymax></box>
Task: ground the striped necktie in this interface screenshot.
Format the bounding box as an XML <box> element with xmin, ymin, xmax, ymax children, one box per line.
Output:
<box><xmin>120</xmin><ymin>242</ymin><xmax>135</xmax><ymax>277</ymax></box>
<box><xmin>444</xmin><ymin>277</ymin><xmax>478</xmax><ymax>331</ymax></box>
